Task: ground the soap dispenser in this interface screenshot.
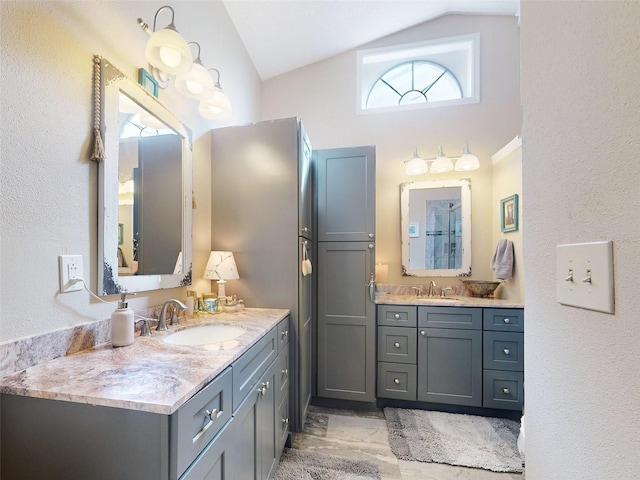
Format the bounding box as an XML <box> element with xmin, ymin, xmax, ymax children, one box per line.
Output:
<box><xmin>111</xmin><ymin>292</ymin><xmax>134</xmax><ymax>347</ymax></box>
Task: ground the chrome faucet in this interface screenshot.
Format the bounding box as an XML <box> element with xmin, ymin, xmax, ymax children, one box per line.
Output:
<box><xmin>157</xmin><ymin>299</ymin><xmax>187</xmax><ymax>331</ymax></box>
<box><xmin>441</xmin><ymin>287</ymin><xmax>454</xmax><ymax>298</ymax></box>
<box><xmin>428</xmin><ymin>281</ymin><xmax>436</xmax><ymax>297</ymax></box>
<box><xmin>411</xmin><ymin>286</ymin><xmax>424</xmax><ymax>297</ymax></box>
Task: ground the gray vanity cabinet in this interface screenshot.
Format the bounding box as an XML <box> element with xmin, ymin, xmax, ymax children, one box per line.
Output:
<box><xmin>377</xmin><ymin>305</ymin><xmax>524</xmax><ymax>412</ymax></box>
<box><xmin>1</xmin><ymin>318</ymin><xmax>291</xmax><ymax>480</ymax></box>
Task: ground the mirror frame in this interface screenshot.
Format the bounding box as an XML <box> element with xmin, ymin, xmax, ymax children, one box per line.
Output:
<box><xmin>97</xmin><ymin>57</ymin><xmax>193</xmax><ymax>295</ymax></box>
<box><xmin>400</xmin><ymin>179</ymin><xmax>472</xmax><ymax>277</ymax></box>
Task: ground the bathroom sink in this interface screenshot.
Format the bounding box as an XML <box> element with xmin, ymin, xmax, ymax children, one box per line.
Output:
<box><xmin>163</xmin><ymin>325</ymin><xmax>245</xmax><ymax>346</ymax></box>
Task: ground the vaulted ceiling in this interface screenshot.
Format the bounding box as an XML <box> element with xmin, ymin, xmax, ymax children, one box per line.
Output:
<box><xmin>221</xmin><ymin>0</ymin><xmax>520</xmax><ymax>80</ymax></box>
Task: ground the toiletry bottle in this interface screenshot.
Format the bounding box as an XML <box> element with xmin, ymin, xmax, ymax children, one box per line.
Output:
<box><xmin>185</xmin><ymin>290</ymin><xmax>196</xmax><ymax>318</ymax></box>
<box><xmin>111</xmin><ymin>292</ymin><xmax>134</xmax><ymax>347</ymax></box>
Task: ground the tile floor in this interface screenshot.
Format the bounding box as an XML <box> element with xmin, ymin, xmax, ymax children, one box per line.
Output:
<box><xmin>290</xmin><ymin>406</ymin><xmax>524</xmax><ymax>480</ymax></box>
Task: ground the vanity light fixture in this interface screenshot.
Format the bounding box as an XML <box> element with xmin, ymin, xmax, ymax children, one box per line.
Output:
<box><xmin>138</xmin><ymin>7</ymin><xmax>232</xmax><ymax>122</ymax></box>
<box><xmin>137</xmin><ymin>6</ymin><xmax>192</xmax><ymax>76</ymax></box>
<box><xmin>404</xmin><ymin>142</ymin><xmax>480</xmax><ymax>176</ymax></box>
<box><xmin>204</xmin><ymin>251</ymin><xmax>240</xmax><ymax>301</ymax></box>
<box><xmin>198</xmin><ymin>69</ymin><xmax>232</xmax><ymax>122</ymax></box>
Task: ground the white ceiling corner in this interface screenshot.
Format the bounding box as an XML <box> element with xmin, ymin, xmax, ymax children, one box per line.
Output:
<box><xmin>221</xmin><ymin>0</ymin><xmax>520</xmax><ymax>80</ymax></box>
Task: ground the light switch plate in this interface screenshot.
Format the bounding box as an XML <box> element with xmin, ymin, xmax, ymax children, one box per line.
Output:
<box><xmin>556</xmin><ymin>241</ymin><xmax>614</xmax><ymax>314</ymax></box>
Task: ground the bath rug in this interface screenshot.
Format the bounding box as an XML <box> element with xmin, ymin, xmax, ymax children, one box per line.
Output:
<box><xmin>274</xmin><ymin>448</ymin><xmax>381</xmax><ymax>480</ymax></box>
<box><xmin>384</xmin><ymin>407</ymin><xmax>523</xmax><ymax>473</ymax></box>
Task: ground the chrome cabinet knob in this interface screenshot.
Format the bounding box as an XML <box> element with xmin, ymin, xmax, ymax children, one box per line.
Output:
<box><xmin>205</xmin><ymin>409</ymin><xmax>221</xmax><ymax>421</ymax></box>
<box><xmin>281</xmin><ymin>330</ymin><xmax>289</xmax><ymax>340</ymax></box>
<box><xmin>394</xmin><ymin>313</ymin><xmax>400</xmax><ymax>319</ymax></box>
<box><xmin>420</xmin><ymin>330</ymin><xmax>426</xmax><ymax>336</ymax></box>
<box><xmin>368</xmin><ymin>244</ymin><xmax>374</xmax><ymax>249</ymax></box>
<box><xmin>282</xmin><ymin>368</ymin><xmax>288</xmax><ymax>378</ymax></box>
<box><xmin>502</xmin><ymin>387</ymin><xmax>510</xmax><ymax>394</ymax></box>
<box><xmin>503</xmin><ymin>318</ymin><xmax>511</xmax><ymax>324</ymax></box>
<box><xmin>368</xmin><ymin>233</ymin><xmax>374</xmax><ymax>238</ymax></box>
<box><xmin>394</xmin><ymin>342</ymin><xmax>401</xmax><ymax>348</ymax></box>
<box><xmin>503</xmin><ymin>348</ymin><xmax>510</xmax><ymax>355</ymax></box>
<box><xmin>282</xmin><ymin>418</ymin><xmax>290</xmax><ymax>425</ymax></box>
<box><xmin>394</xmin><ymin>378</ymin><xmax>400</xmax><ymax>385</ymax></box>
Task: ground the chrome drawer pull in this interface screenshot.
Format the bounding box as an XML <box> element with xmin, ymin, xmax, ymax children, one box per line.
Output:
<box><xmin>282</xmin><ymin>418</ymin><xmax>290</xmax><ymax>425</ymax></box>
<box><xmin>282</xmin><ymin>368</ymin><xmax>288</xmax><ymax>378</ymax></box>
<box><xmin>420</xmin><ymin>330</ymin><xmax>426</xmax><ymax>336</ymax></box>
<box><xmin>205</xmin><ymin>408</ymin><xmax>222</xmax><ymax>421</ymax></box>
<box><xmin>281</xmin><ymin>330</ymin><xmax>289</xmax><ymax>340</ymax></box>
<box><xmin>394</xmin><ymin>313</ymin><xmax>400</xmax><ymax>319</ymax></box>
<box><xmin>394</xmin><ymin>342</ymin><xmax>401</xmax><ymax>348</ymax></box>
<box><xmin>394</xmin><ymin>378</ymin><xmax>400</xmax><ymax>385</ymax></box>
<box><xmin>503</xmin><ymin>348</ymin><xmax>510</xmax><ymax>355</ymax></box>
<box><xmin>503</xmin><ymin>318</ymin><xmax>511</xmax><ymax>324</ymax></box>
<box><xmin>502</xmin><ymin>387</ymin><xmax>510</xmax><ymax>394</ymax></box>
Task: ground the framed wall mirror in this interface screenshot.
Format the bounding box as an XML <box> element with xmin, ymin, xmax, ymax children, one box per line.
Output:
<box><xmin>400</xmin><ymin>179</ymin><xmax>471</xmax><ymax>277</ymax></box>
<box><xmin>97</xmin><ymin>57</ymin><xmax>192</xmax><ymax>295</ymax></box>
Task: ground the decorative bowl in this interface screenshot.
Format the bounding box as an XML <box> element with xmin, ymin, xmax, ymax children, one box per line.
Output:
<box><xmin>462</xmin><ymin>280</ymin><xmax>501</xmax><ymax>297</ymax></box>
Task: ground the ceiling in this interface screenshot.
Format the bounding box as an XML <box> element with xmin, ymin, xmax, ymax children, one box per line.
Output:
<box><xmin>221</xmin><ymin>0</ymin><xmax>520</xmax><ymax>80</ymax></box>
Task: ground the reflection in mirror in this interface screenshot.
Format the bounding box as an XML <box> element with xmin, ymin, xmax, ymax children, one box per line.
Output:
<box><xmin>400</xmin><ymin>179</ymin><xmax>471</xmax><ymax>277</ymax></box>
<box><xmin>97</xmin><ymin>57</ymin><xmax>192</xmax><ymax>295</ymax></box>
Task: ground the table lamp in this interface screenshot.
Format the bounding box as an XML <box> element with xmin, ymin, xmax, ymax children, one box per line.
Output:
<box><xmin>204</xmin><ymin>251</ymin><xmax>239</xmax><ymax>301</ymax></box>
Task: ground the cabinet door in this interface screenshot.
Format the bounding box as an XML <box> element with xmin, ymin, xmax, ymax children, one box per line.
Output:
<box><xmin>299</xmin><ymin>122</ymin><xmax>313</xmax><ymax>239</ymax></box>
<box><xmin>315</xmin><ymin>146</ymin><xmax>376</xmax><ymax>242</ymax></box>
<box><xmin>180</xmin><ymin>423</ymin><xmax>232</xmax><ymax>480</ymax></box>
<box><xmin>317</xmin><ymin>242</ymin><xmax>376</xmax><ymax>402</ymax></box>
<box><xmin>417</xmin><ymin>328</ymin><xmax>482</xmax><ymax>407</ymax></box>
<box><xmin>257</xmin><ymin>361</ymin><xmax>278</xmax><ymax>480</ymax></box>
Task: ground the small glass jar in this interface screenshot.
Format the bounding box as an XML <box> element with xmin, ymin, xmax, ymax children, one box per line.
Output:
<box><xmin>202</xmin><ymin>293</ymin><xmax>219</xmax><ymax>314</ymax></box>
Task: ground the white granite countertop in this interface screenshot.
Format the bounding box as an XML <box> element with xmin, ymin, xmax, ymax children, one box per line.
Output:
<box><xmin>376</xmin><ymin>293</ymin><xmax>523</xmax><ymax>308</ymax></box>
<box><xmin>0</xmin><ymin>308</ymin><xmax>289</xmax><ymax>415</ymax></box>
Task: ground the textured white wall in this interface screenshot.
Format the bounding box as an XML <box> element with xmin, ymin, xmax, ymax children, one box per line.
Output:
<box><xmin>261</xmin><ymin>15</ymin><xmax>522</xmax><ymax>287</ymax></box>
<box><xmin>0</xmin><ymin>1</ymin><xmax>261</xmax><ymax>342</ymax></box>
<box><xmin>521</xmin><ymin>2</ymin><xmax>640</xmax><ymax>478</ymax></box>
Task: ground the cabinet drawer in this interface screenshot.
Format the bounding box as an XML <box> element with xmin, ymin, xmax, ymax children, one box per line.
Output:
<box><xmin>377</xmin><ymin>362</ymin><xmax>417</xmax><ymax>401</ymax></box>
<box><xmin>277</xmin><ymin>317</ymin><xmax>290</xmax><ymax>353</ymax></box>
<box><xmin>377</xmin><ymin>305</ymin><xmax>417</xmax><ymax>327</ymax></box>
<box><xmin>483</xmin><ymin>308</ymin><xmax>524</xmax><ymax>332</ymax></box>
<box><xmin>377</xmin><ymin>326</ymin><xmax>417</xmax><ymax>364</ymax></box>
<box><xmin>275</xmin><ymin>347</ymin><xmax>290</xmax><ymax>406</ymax></box>
<box><xmin>232</xmin><ymin>327</ymin><xmax>278</xmax><ymax>411</ymax></box>
<box><xmin>171</xmin><ymin>367</ymin><xmax>233</xmax><ymax>479</ymax></box>
<box><xmin>276</xmin><ymin>391</ymin><xmax>290</xmax><ymax>452</ymax></box>
<box><xmin>418</xmin><ymin>306</ymin><xmax>482</xmax><ymax>330</ymax></box>
<box><xmin>483</xmin><ymin>331</ymin><xmax>524</xmax><ymax>371</ymax></box>
<box><xmin>483</xmin><ymin>370</ymin><xmax>524</xmax><ymax>410</ymax></box>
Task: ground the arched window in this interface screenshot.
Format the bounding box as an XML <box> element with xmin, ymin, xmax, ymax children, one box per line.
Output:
<box><xmin>366</xmin><ymin>60</ymin><xmax>463</xmax><ymax>109</ymax></box>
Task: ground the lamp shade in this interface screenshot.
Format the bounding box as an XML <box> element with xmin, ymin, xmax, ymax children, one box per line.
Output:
<box><xmin>405</xmin><ymin>149</ymin><xmax>429</xmax><ymax>175</ymax></box>
<box><xmin>430</xmin><ymin>145</ymin><xmax>454</xmax><ymax>173</ymax></box>
<box><xmin>198</xmin><ymin>85</ymin><xmax>232</xmax><ymax>122</ymax></box>
<box><xmin>174</xmin><ymin>60</ymin><xmax>214</xmax><ymax>100</ymax></box>
<box><xmin>454</xmin><ymin>142</ymin><xmax>480</xmax><ymax>171</ymax></box>
<box><xmin>204</xmin><ymin>251</ymin><xmax>239</xmax><ymax>281</ymax></box>
<box><xmin>145</xmin><ymin>27</ymin><xmax>193</xmax><ymax>75</ymax></box>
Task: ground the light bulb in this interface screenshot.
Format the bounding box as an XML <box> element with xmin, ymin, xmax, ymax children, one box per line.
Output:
<box><xmin>158</xmin><ymin>46</ymin><xmax>181</xmax><ymax>68</ymax></box>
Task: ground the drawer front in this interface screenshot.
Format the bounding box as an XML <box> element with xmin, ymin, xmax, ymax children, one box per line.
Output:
<box><xmin>171</xmin><ymin>367</ymin><xmax>233</xmax><ymax>479</ymax></box>
<box><xmin>232</xmin><ymin>327</ymin><xmax>278</xmax><ymax>411</ymax></box>
<box><xmin>277</xmin><ymin>317</ymin><xmax>290</xmax><ymax>353</ymax></box>
<box><xmin>377</xmin><ymin>305</ymin><xmax>417</xmax><ymax>327</ymax></box>
<box><xmin>483</xmin><ymin>308</ymin><xmax>524</xmax><ymax>332</ymax></box>
<box><xmin>275</xmin><ymin>347</ymin><xmax>290</xmax><ymax>406</ymax></box>
<box><xmin>483</xmin><ymin>370</ymin><xmax>524</xmax><ymax>410</ymax></box>
<box><xmin>377</xmin><ymin>362</ymin><xmax>417</xmax><ymax>401</ymax></box>
<box><xmin>483</xmin><ymin>331</ymin><xmax>524</xmax><ymax>372</ymax></box>
<box><xmin>377</xmin><ymin>326</ymin><xmax>417</xmax><ymax>364</ymax></box>
<box><xmin>418</xmin><ymin>306</ymin><xmax>482</xmax><ymax>330</ymax></box>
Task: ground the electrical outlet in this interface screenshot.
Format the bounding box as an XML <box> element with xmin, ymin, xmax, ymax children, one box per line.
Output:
<box><xmin>59</xmin><ymin>255</ymin><xmax>84</xmax><ymax>293</ymax></box>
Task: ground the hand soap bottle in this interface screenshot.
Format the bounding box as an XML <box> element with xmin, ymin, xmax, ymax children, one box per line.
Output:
<box><xmin>111</xmin><ymin>292</ymin><xmax>134</xmax><ymax>347</ymax></box>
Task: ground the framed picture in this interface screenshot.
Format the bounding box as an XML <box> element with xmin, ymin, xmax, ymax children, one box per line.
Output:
<box><xmin>118</xmin><ymin>223</ymin><xmax>124</xmax><ymax>245</ymax></box>
<box><xmin>138</xmin><ymin>68</ymin><xmax>158</xmax><ymax>97</ymax></box>
<box><xmin>500</xmin><ymin>194</ymin><xmax>519</xmax><ymax>232</ymax></box>
<box><xmin>408</xmin><ymin>222</ymin><xmax>419</xmax><ymax>238</ymax></box>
